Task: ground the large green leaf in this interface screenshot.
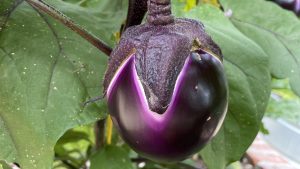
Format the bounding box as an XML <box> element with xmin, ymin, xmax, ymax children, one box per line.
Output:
<box><xmin>0</xmin><ymin>0</ymin><xmax>126</xmax><ymax>168</ymax></box>
<box><xmin>173</xmin><ymin>4</ymin><xmax>271</xmax><ymax>169</ymax></box>
<box><xmin>220</xmin><ymin>0</ymin><xmax>300</xmax><ymax>97</ymax></box>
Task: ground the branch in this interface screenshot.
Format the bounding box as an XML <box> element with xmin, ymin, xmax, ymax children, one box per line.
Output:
<box><xmin>94</xmin><ymin>119</ymin><xmax>106</xmax><ymax>150</ymax></box>
<box><xmin>25</xmin><ymin>0</ymin><xmax>112</xmax><ymax>56</ymax></box>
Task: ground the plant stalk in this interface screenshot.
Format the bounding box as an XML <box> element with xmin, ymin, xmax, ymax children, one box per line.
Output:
<box><xmin>25</xmin><ymin>0</ymin><xmax>112</xmax><ymax>56</ymax></box>
<box><xmin>94</xmin><ymin>119</ymin><xmax>106</xmax><ymax>150</ymax></box>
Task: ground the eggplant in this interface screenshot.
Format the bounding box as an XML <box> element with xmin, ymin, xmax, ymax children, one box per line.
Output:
<box><xmin>104</xmin><ymin>0</ymin><xmax>228</xmax><ymax>162</ymax></box>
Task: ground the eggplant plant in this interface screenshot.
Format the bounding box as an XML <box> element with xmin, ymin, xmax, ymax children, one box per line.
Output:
<box><xmin>1</xmin><ymin>0</ymin><xmax>300</xmax><ymax>169</ymax></box>
<box><xmin>27</xmin><ymin>0</ymin><xmax>228</xmax><ymax>162</ymax></box>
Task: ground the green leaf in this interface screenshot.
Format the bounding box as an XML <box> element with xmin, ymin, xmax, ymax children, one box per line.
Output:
<box><xmin>141</xmin><ymin>161</ymin><xmax>199</xmax><ymax>169</ymax></box>
<box><xmin>54</xmin><ymin>125</ymin><xmax>95</xmax><ymax>168</ymax></box>
<box><xmin>0</xmin><ymin>0</ymin><xmax>126</xmax><ymax>168</ymax></box>
<box><xmin>266</xmin><ymin>90</ymin><xmax>300</xmax><ymax>124</ymax></box>
<box><xmin>0</xmin><ymin>160</ymin><xmax>11</xmax><ymax>169</ymax></box>
<box><xmin>226</xmin><ymin>161</ymin><xmax>242</xmax><ymax>169</ymax></box>
<box><xmin>56</xmin><ymin>130</ymin><xmax>92</xmax><ymax>146</ymax></box>
<box><xmin>173</xmin><ymin>4</ymin><xmax>271</xmax><ymax>169</ymax></box>
<box><xmin>220</xmin><ymin>0</ymin><xmax>300</xmax><ymax>97</ymax></box>
<box><xmin>259</xmin><ymin>121</ymin><xmax>270</xmax><ymax>135</ymax></box>
<box><xmin>90</xmin><ymin>146</ymin><xmax>135</xmax><ymax>169</ymax></box>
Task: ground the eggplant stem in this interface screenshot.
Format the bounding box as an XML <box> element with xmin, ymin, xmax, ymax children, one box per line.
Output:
<box><xmin>25</xmin><ymin>0</ymin><xmax>112</xmax><ymax>56</ymax></box>
<box><xmin>147</xmin><ymin>0</ymin><xmax>174</xmax><ymax>25</ymax></box>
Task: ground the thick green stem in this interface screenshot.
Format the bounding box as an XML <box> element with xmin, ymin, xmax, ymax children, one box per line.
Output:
<box><xmin>25</xmin><ymin>0</ymin><xmax>112</xmax><ymax>56</ymax></box>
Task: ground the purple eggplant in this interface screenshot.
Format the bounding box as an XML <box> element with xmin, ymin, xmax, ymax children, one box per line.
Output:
<box><xmin>104</xmin><ymin>0</ymin><xmax>228</xmax><ymax>162</ymax></box>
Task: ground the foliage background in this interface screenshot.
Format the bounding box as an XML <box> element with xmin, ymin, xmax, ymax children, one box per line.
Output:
<box><xmin>0</xmin><ymin>0</ymin><xmax>299</xmax><ymax>169</ymax></box>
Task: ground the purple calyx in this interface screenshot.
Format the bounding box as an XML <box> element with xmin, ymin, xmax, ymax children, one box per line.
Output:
<box><xmin>107</xmin><ymin>54</ymin><xmax>191</xmax><ymax>122</ymax></box>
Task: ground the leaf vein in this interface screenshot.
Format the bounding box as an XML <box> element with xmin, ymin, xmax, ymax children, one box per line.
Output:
<box><xmin>33</xmin><ymin>8</ymin><xmax>92</xmax><ymax>119</ymax></box>
<box><xmin>33</xmin><ymin>9</ymin><xmax>62</xmax><ymax>110</ymax></box>
<box><xmin>0</xmin><ymin>0</ymin><xmax>24</xmax><ymax>33</ymax></box>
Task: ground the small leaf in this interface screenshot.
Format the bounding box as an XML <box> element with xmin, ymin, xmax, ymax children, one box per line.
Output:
<box><xmin>0</xmin><ymin>160</ymin><xmax>12</xmax><ymax>169</ymax></box>
<box><xmin>184</xmin><ymin>0</ymin><xmax>197</xmax><ymax>11</ymax></box>
<box><xmin>54</xmin><ymin>125</ymin><xmax>95</xmax><ymax>168</ymax></box>
<box><xmin>259</xmin><ymin>121</ymin><xmax>270</xmax><ymax>135</ymax></box>
<box><xmin>201</xmin><ymin>0</ymin><xmax>221</xmax><ymax>8</ymax></box>
<box><xmin>56</xmin><ymin>130</ymin><xmax>91</xmax><ymax>146</ymax></box>
<box><xmin>90</xmin><ymin>146</ymin><xmax>135</xmax><ymax>169</ymax></box>
<box><xmin>226</xmin><ymin>161</ymin><xmax>242</xmax><ymax>169</ymax></box>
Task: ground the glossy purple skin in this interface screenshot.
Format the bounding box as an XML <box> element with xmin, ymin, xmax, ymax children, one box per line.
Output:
<box><xmin>107</xmin><ymin>51</ymin><xmax>228</xmax><ymax>162</ymax></box>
